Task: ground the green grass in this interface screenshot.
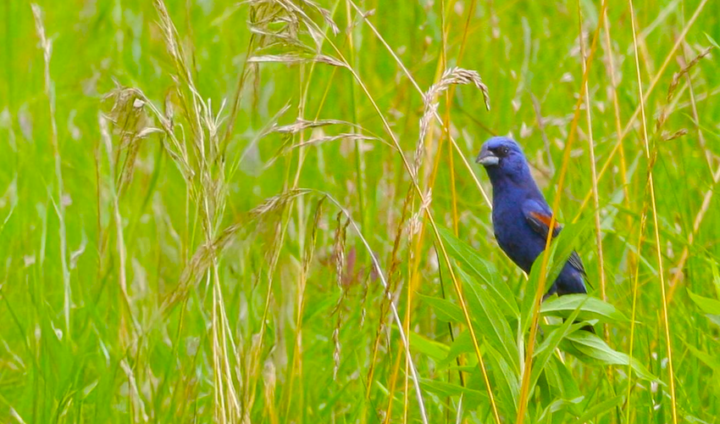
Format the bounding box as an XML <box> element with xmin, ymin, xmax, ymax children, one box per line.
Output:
<box><xmin>1</xmin><ymin>0</ymin><xmax>719</xmax><ymax>422</ymax></box>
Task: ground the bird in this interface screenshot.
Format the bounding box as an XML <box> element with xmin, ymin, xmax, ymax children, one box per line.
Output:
<box><xmin>475</xmin><ymin>136</ymin><xmax>588</xmax><ymax>299</ymax></box>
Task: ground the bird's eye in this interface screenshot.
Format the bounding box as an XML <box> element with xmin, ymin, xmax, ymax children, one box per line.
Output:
<box><xmin>500</xmin><ymin>146</ymin><xmax>510</xmax><ymax>156</ymax></box>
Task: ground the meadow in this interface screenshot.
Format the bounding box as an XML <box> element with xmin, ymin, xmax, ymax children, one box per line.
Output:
<box><xmin>1</xmin><ymin>0</ymin><xmax>719</xmax><ymax>422</ymax></box>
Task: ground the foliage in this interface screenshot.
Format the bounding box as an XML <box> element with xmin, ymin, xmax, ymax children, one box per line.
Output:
<box><xmin>0</xmin><ymin>0</ymin><xmax>719</xmax><ymax>422</ymax></box>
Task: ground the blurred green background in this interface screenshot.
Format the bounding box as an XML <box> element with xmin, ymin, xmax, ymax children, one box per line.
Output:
<box><xmin>1</xmin><ymin>0</ymin><xmax>719</xmax><ymax>422</ymax></box>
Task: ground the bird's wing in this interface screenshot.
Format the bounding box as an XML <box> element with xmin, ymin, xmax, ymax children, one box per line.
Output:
<box><xmin>522</xmin><ymin>199</ymin><xmax>586</xmax><ymax>275</ymax></box>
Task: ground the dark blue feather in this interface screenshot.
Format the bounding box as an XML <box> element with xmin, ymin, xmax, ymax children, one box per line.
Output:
<box><xmin>477</xmin><ymin>136</ymin><xmax>587</xmax><ymax>297</ymax></box>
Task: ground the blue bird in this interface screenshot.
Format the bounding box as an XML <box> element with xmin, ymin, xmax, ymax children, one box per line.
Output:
<box><xmin>476</xmin><ymin>136</ymin><xmax>587</xmax><ymax>298</ymax></box>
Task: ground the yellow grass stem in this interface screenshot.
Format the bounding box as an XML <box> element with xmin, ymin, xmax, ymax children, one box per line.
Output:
<box><xmin>667</xmin><ymin>163</ymin><xmax>720</xmax><ymax>303</ymax></box>
<box><xmin>337</xmin><ymin>4</ymin><xmax>499</xmax><ymax>422</ymax></box>
<box><xmin>342</xmin><ymin>41</ymin><xmax>496</xmax><ymax>424</ymax></box>
<box><xmin>348</xmin><ymin>1</ymin><xmax>492</xmax><ymax>208</ymax></box>
<box><xmin>572</xmin><ymin>0</ymin><xmax>710</xmax><ymax>224</ymax></box>
<box><xmin>578</xmin><ymin>0</ymin><xmax>607</xmax><ymax>324</ymax></box>
<box><xmin>515</xmin><ymin>1</ymin><xmax>608</xmax><ymax>422</ymax></box>
<box><xmin>628</xmin><ymin>2</ymin><xmax>677</xmax><ymax>422</ymax></box>
<box><xmin>383</xmin><ymin>343</ymin><xmax>406</xmax><ymax>424</ymax></box>
<box><xmin>666</xmin><ymin>51</ymin><xmax>720</xmax><ymax>303</ymax></box>
<box><xmin>599</xmin><ymin>10</ymin><xmax>632</xmax><ymax>351</ymax></box>
<box><xmin>284</xmin><ymin>3</ymin><xmax>342</xmax><ymax>416</ymax></box>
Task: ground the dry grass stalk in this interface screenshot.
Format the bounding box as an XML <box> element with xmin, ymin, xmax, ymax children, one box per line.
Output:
<box><xmin>218</xmin><ymin>185</ymin><xmax>427</xmax><ymax>414</ymax></box>
<box><xmin>309</xmin><ymin>7</ymin><xmax>492</xmax><ymax>421</ymax></box>
<box><xmin>284</xmin><ymin>196</ymin><xmax>327</xmax><ymax>413</ymax></box>
<box><xmin>103</xmin><ymin>85</ymin><xmax>161</xmax><ymax>193</ymax></box>
<box><xmin>578</xmin><ymin>1</ymin><xmax>608</xmax><ymax>350</ymax></box>
<box><xmin>32</xmin><ymin>3</ymin><xmax>72</xmax><ymax>337</ymax></box>
<box><xmin>667</xmin><ymin>47</ymin><xmax>713</xmax><ymax>102</ymax></box>
<box><xmin>415</xmin><ymin>67</ymin><xmax>490</xmax><ymax>179</ymax></box>
<box><xmin>262</xmin><ymin>114</ymin><xmax>382</xmax><ymax>169</ymax></box>
<box><xmin>657</xmin><ymin>46</ymin><xmax>713</xmax><ymax>131</ymax></box>
<box><xmin>272</xmin><ymin>117</ymin><xmax>353</xmax><ymax>134</ymax></box>
<box><xmin>572</xmin><ymin>0</ymin><xmax>711</xmax><ymax>226</ymax></box>
<box><xmin>248</xmin><ymin>53</ymin><xmax>347</xmax><ymax>67</ymax></box>
<box><xmin>240</xmin><ymin>334</ymin><xmax>263</xmax><ymax>422</ymax></box>
<box><xmin>332</xmin><ymin>212</ymin><xmax>350</xmax><ymax>380</ymax></box>
<box><xmin>103</xmin><ymin>85</ymin><xmax>193</xmax><ymax>180</ymax></box>
<box><xmin>516</xmin><ymin>1</ymin><xmax>609</xmax><ymax>422</ymax></box>
<box><xmin>335</xmin><ymin>9</ymin><xmax>499</xmax><ymax>420</ymax></box>
<box><xmin>159</xmin><ymin>189</ymin><xmax>311</xmax><ymax>315</ymax></box>
<box><xmin>303</xmin><ymin>196</ymin><xmax>326</xmax><ymax>273</ymax></box>
<box><xmin>627</xmin><ymin>1</ymin><xmax>677</xmax><ymax>422</ymax></box>
<box><xmin>348</xmin><ymin>0</ymin><xmax>492</xmax><ymax>209</ymax></box>
<box><xmin>291</xmin><ymin>133</ymin><xmax>377</xmax><ymax>148</ymax></box>
<box><xmin>244</xmin><ymin>189</ymin><xmax>430</xmax><ymax>422</ymax></box>
<box><xmin>666</xmin><ymin>46</ymin><xmax>718</xmax><ymax>301</ymax></box>
<box><xmin>365</xmin><ymin>183</ymin><xmax>413</xmax><ymax>400</ymax></box>
<box><xmin>150</xmin><ymin>2</ymin><xmax>243</xmax><ymax>420</ymax></box>
<box><xmin>98</xmin><ymin>113</ymin><xmax>141</xmax><ymax>336</ymax></box>
<box><xmin>245</xmin><ymin>0</ymin><xmax>340</xmax><ymax>68</ymax></box>
<box><xmin>120</xmin><ymin>359</ymin><xmax>150</xmax><ymax>422</ymax></box>
<box><xmin>262</xmin><ymin>361</ymin><xmax>279</xmax><ymax>424</ymax></box>
<box><xmin>407</xmin><ymin>189</ymin><xmax>432</xmax><ymax>239</ymax></box>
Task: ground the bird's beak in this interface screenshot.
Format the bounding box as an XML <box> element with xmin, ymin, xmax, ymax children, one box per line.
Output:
<box><xmin>476</xmin><ymin>149</ymin><xmax>499</xmax><ymax>166</ymax></box>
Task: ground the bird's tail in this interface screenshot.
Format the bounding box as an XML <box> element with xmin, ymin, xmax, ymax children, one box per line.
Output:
<box><xmin>580</xmin><ymin>323</ymin><xmax>596</xmax><ymax>333</ymax></box>
<box><xmin>562</xmin><ymin>318</ymin><xmax>595</xmax><ymax>333</ymax></box>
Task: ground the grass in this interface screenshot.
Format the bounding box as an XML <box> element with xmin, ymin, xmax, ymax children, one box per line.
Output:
<box><xmin>1</xmin><ymin>0</ymin><xmax>719</xmax><ymax>422</ymax></box>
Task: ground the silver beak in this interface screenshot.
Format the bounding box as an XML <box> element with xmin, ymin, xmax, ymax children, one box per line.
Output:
<box><xmin>476</xmin><ymin>150</ymin><xmax>499</xmax><ymax>166</ymax></box>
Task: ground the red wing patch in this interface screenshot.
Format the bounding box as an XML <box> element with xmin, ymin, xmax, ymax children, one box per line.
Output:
<box><xmin>529</xmin><ymin>211</ymin><xmax>561</xmax><ymax>230</ymax></box>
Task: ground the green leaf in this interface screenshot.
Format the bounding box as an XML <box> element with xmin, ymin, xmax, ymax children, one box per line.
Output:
<box><xmin>484</xmin><ymin>341</ymin><xmax>519</xmax><ymax>417</ymax></box>
<box><xmin>419</xmin><ymin>294</ymin><xmax>464</xmax><ymax>323</ymax></box>
<box><xmin>535</xmin><ymin>396</ymin><xmax>583</xmax><ymax>422</ymax></box>
<box><xmin>705</xmin><ymin>32</ymin><xmax>720</xmax><ymax>49</ymax></box>
<box><xmin>564</xmin><ymin>331</ymin><xmax>659</xmax><ymax>382</ymax></box>
<box><xmin>437</xmin><ymin>226</ymin><xmax>519</xmax><ymax>318</ymax></box>
<box><xmin>522</xmin><ymin>214</ymin><xmax>595</xmax><ymax>334</ymax></box>
<box><xmin>456</xmin><ymin>266</ymin><xmax>520</xmax><ymax>375</ymax></box>
<box><xmin>684</xmin><ymin>415</ymin><xmax>713</xmax><ymax>424</ymax></box>
<box><xmin>688</xmin><ymin>289</ymin><xmax>720</xmax><ymax>327</ymax></box>
<box><xmin>708</xmin><ymin>315</ymin><xmax>720</xmax><ymax>327</ymax></box>
<box><xmin>576</xmin><ymin>395</ymin><xmax>624</xmax><ymax>423</ymax></box>
<box><xmin>530</xmin><ymin>302</ymin><xmax>585</xmax><ymax>392</ymax></box>
<box><xmin>541</xmin><ymin>294</ymin><xmax>628</xmax><ymax>323</ymax></box>
<box><xmin>709</xmin><ymin>259</ymin><xmax>720</xmax><ymax>300</ymax></box>
<box><xmin>683</xmin><ymin>340</ymin><xmax>720</xmax><ymax>373</ymax></box>
<box><xmin>419</xmin><ymin>378</ymin><xmax>487</xmax><ymax>406</ymax></box>
<box><xmin>440</xmin><ymin>330</ymin><xmax>475</xmax><ymax>367</ymax></box>
<box><xmin>688</xmin><ymin>290</ymin><xmax>720</xmax><ymax>315</ymax></box>
<box><xmin>407</xmin><ymin>330</ymin><xmax>449</xmax><ymax>361</ymax></box>
<box><xmin>544</xmin><ymin>355</ymin><xmax>583</xmax><ymax>415</ymax></box>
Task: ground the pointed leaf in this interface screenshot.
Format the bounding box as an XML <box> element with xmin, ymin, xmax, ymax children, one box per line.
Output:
<box><xmin>544</xmin><ymin>355</ymin><xmax>584</xmax><ymax>416</ymax></box>
<box><xmin>535</xmin><ymin>397</ymin><xmax>583</xmax><ymax>422</ymax></box>
<box><xmin>688</xmin><ymin>290</ymin><xmax>720</xmax><ymax>315</ymax></box>
<box><xmin>408</xmin><ymin>330</ymin><xmax>450</xmax><ymax>361</ymax></box>
<box><xmin>457</xmin><ymin>266</ymin><xmax>520</xmax><ymax>375</ymax></box>
<box><xmin>438</xmin><ymin>226</ymin><xmax>519</xmax><ymax>318</ymax></box>
<box><xmin>541</xmin><ymin>294</ymin><xmax>628</xmax><ymax>323</ymax></box>
<box><xmin>530</xmin><ymin>302</ymin><xmax>585</xmax><ymax>392</ymax></box>
<box><xmin>419</xmin><ymin>294</ymin><xmax>464</xmax><ymax>323</ymax></box>
<box><xmin>441</xmin><ymin>330</ymin><xmax>474</xmax><ymax>367</ymax></box>
<box><xmin>522</xmin><ymin>214</ymin><xmax>594</xmax><ymax>333</ymax></box>
<box><xmin>419</xmin><ymin>378</ymin><xmax>487</xmax><ymax>406</ymax></box>
<box><xmin>683</xmin><ymin>340</ymin><xmax>720</xmax><ymax>373</ymax></box>
<box><xmin>564</xmin><ymin>331</ymin><xmax>659</xmax><ymax>382</ymax></box>
<box><xmin>576</xmin><ymin>395</ymin><xmax>624</xmax><ymax>423</ymax></box>
<box><xmin>484</xmin><ymin>341</ymin><xmax>519</xmax><ymax>417</ymax></box>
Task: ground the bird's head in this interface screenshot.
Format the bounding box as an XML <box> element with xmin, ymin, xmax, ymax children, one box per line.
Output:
<box><xmin>475</xmin><ymin>136</ymin><xmax>533</xmax><ymax>186</ymax></box>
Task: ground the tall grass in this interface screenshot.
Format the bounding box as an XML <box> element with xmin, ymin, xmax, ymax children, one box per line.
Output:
<box><xmin>1</xmin><ymin>0</ymin><xmax>719</xmax><ymax>422</ymax></box>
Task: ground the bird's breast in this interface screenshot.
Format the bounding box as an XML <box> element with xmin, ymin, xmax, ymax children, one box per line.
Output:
<box><xmin>492</xmin><ymin>197</ymin><xmax>543</xmax><ymax>273</ymax></box>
